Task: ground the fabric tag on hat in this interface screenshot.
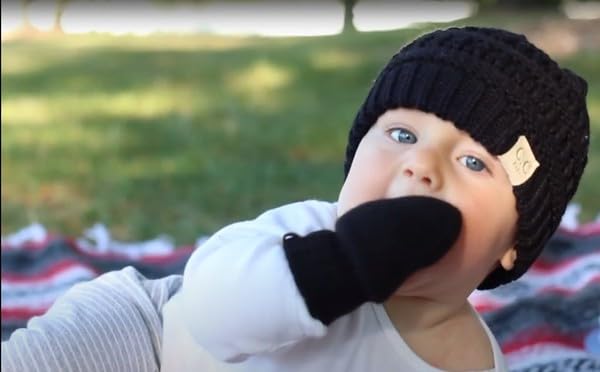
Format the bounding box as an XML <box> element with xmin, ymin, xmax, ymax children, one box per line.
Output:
<box><xmin>498</xmin><ymin>136</ymin><xmax>540</xmax><ymax>186</ymax></box>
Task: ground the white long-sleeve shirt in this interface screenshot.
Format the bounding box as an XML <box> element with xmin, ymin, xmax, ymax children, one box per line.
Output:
<box><xmin>167</xmin><ymin>200</ymin><xmax>507</xmax><ymax>371</ymax></box>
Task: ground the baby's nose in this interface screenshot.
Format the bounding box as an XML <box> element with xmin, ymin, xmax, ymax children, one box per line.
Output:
<box><xmin>403</xmin><ymin>168</ymin><xmax>434</xmax><ymax>187</ymax></box>
<box><xmin>401</xmin><ymin>154</ymin><xmax>442</xmax><ymax>190</ymax></box>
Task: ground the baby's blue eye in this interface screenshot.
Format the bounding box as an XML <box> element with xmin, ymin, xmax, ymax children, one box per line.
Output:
<box><xmin>460</xmin><ymin>155</ymin><xmax>487</xmax><ymax>172</ymax></box>
<box><xmin>390</xmin><ymin>128</ymin><xmax>417</xmax><ymax>144</ymax></box>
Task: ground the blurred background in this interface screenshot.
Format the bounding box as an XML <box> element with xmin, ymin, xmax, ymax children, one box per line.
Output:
<box><xmin>2</xmin><ymin>0</ymin><xmax>599</xmax><ymax>245</ymax></box>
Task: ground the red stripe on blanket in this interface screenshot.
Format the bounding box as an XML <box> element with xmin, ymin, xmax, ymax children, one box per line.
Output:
<box><xmin>473</xmin><ymin>303</ymin><xmax>499</xmax><ymax>313</ymax></box>
<box><xmin>501</xmin><ymin>327</ymin><xmax>586</xmax><ymax>354</ymax></box>
<box><xmin>2</xmin><ymin>307</ymin><xmax>52</xmax><ymax>321</ymax></box>
<box><xmin>1</xmin><ymin>260</ymin><xmax>99</xmax><ymax>283</ymax></box>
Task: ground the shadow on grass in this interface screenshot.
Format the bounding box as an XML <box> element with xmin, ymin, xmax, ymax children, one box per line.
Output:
<box><xmin>1</xmin><ymin>27</ymin><xmax>430</xmax><ymax>99</ymax></box>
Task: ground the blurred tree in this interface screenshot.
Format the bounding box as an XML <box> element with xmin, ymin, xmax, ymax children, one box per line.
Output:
<box><xmin>19</xmin><ymin>0</ymin><xmax>34</xmax><ymax>32</ymax></box>
<box><xmin>18</xmin><ymin>0</ymin><xmax>70</xmax><ymax>34</ymax></box>
<box><xmin>52</xmin><ymin>0</ymin><xmax>69</xmax><ymax>33</ymax></box>
<box><xmin>341</xmin><ymin>0</ymin><xmax>358</xmax><ymax>33</ymax></box>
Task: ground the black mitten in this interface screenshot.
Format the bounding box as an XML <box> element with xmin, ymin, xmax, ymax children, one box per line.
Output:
<box><xmin>283</xmin><ymin>196</ymin><xmax>462</xmax><ymax>325</ymax></box>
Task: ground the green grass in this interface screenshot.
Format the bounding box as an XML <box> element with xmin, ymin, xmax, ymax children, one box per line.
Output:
<box><xmin>2</xmin><ymin>14</ymin><xmax>599</xmax><ymax>244</ymax></box>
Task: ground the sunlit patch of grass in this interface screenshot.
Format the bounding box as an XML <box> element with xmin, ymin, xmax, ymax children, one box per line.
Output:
<box><xmin>226</xmin><ymin>59</ymin><xmax>295</xmax><ymax>111</ymax></box>
<box><xmin>1</xmin><ymin>42</ymin><xmax>84</xmax><ymax>75</ymax></box>
<box><xmin>1</xmin><ymin>97</ymin><xmax>53</xmax><ymax>126</ymax></box>
<box><xmin>2</xmin><ymin>85</ymin><xmax>212</xmax><ymax>127</ymax></box>
<box><xmin>310</xmin><ymin>49</ymin><xmax>362</xmax><ymax>70</ymax></box>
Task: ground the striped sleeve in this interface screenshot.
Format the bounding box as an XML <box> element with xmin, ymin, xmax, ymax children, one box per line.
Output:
<box><xmin>1</xmin><ymin>266</ymin><xmax>182</xmax><ymax>372</ymax></box>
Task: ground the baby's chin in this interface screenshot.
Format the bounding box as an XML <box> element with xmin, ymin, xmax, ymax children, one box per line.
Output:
<box><xmin>335</xmin><ymin>198</ymin><xmax>369</xmax><ymax>218</ymax></box>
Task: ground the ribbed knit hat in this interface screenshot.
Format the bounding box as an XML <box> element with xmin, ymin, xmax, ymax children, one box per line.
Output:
<box><xmin>344</xmin><ymin>26</ymin><xmax>590</xmax><ymax>289</ymax></box>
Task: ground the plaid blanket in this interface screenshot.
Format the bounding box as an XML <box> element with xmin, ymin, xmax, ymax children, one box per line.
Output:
<box><xmin>2</xmin><ymin>221</ymin><xmax>599</xmax><ymax>371</ymax></box>
<box><xmin>1</xmin><ymin>223</ymin><xmax>197</xmax><ymax>340</ymax></box>
<box><xmin>469</xmin><ymin>222</ymin><xmax>600</xmax><ymax>371</ymax></box>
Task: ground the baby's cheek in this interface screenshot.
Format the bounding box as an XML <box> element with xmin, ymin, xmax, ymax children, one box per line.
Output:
<box><xmin>462</xmin><ymin>226</ymin><xmax>503</xmax><ymax>265</ymax></box>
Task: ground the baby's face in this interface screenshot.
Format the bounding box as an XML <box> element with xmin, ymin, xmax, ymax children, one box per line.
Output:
<box><xmin>337</xmin><ymin>107</ymin><xmax>518</xmax><ymax>296</ymax></box>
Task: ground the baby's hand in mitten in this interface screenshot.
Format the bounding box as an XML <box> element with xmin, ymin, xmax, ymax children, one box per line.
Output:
<box><xmin>335</xmin><ymin>196</ymin><xmax>463</xmax><ymax>302</ymax></box>
<box><xmin>283</xmin><ymin>196</ymin><xmax>462</xmax><ymax>324</ymax></box>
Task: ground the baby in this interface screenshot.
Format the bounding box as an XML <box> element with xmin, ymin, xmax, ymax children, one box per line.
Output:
<box><xmin>1</xmin><ymin>26</ymin><xmax>590</xmax><ymax>372</ymax></box>
<box><xmin>162</xmin><ymin>26</ymin><xmax>590</xmax><ymax>371</ymax></box>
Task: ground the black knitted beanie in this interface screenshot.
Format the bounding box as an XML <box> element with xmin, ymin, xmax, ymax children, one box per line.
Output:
<box><xmin>343</xmin><ymin>26</ymin><xmax>590</xmax><ymax>289</ymax></box>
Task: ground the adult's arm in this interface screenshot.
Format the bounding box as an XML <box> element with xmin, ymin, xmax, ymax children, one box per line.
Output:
<box><xmin>1</xmin><ymin>266</ymin><xmax>182</xmax><ymax>372</ymax></box>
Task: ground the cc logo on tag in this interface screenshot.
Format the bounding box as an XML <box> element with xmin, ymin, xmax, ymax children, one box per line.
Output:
<box><xmin>499</xmin><ymin>136</ymin><xmax>540</xmax><ymax>186</ymax></box>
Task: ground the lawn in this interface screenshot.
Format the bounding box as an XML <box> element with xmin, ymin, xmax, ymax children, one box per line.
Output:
<box><xmin>2</xmin><ymin>12</ymin><xmax>599</xmax><ymax>244</ymax></box>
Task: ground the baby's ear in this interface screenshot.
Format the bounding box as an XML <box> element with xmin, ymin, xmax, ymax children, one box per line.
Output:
<box><xmin>499</xmin><ymin>247</ymin><xmax>517</xmax><ymax>271</ymax></box>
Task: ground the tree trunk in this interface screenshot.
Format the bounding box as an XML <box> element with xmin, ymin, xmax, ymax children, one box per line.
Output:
<box><xmin>52</xmin><ymin>0</ymin><xmax>68</xmax><ymax>34</ymax></box>
<box><xmin>342</xmin><ymin>0</ymin><xmax>357</xmax><ymax>33</ymax></box>
<box><xmin>20</xmin><ymin>0</ymin><xmax>34</xmax><ymax>33</ymax></box>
